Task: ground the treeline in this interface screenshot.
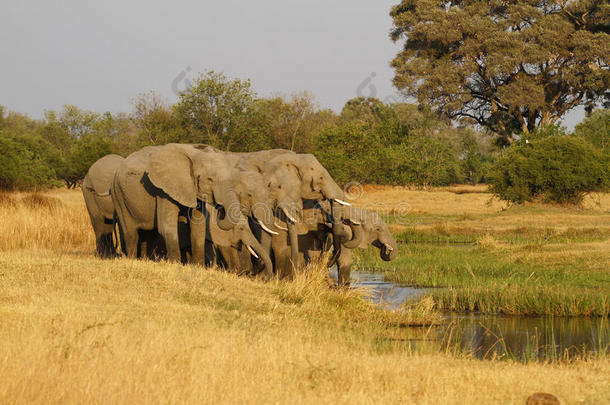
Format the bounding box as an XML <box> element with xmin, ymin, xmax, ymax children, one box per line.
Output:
<box><xmin>1</xmin><ymin>71</ymin><xmax>609</xmax><ymax>201</ymax></box>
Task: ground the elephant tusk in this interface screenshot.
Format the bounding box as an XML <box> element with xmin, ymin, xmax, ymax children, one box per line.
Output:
<box><xmin>274</xmin><ymin>221</ymin><xmax>288</xmax><ymax>231</ymax></box>
<box><xmin>334</xmin><ymin>199</ymin><xmax>351</xmax><ymax>206</ymax></box>
<box><xmin>384</xmin><ymin>243</ymin><xmax>394</xmax><ymax>252</ymax></box>
<box><xmin>247</xmin><ymin>245</ymin><xmax>259</xmax><ymax>259</ymax></box>
<box><xmin>348</xmin><ymin>218</ymin><xmax>361</xmax><ymax>225</ymax></box>
<box><xmin>259</xmin><ymin>221</ymin><xmax>279</xmax><ymax>235</ymax></box>
<box><xmin>282</xmin><ymin>207</ymin><xmax>297</xmax><ymax>224</ymax></box>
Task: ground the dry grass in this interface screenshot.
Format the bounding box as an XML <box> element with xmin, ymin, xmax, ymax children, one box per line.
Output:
<box><xmin>0</xmin><ymin>192</ymin><xmax>18</xmax><ymax>208</ymax></box>
<box><xmin>356</xmin><ymin>184</ymin><xmax>507</xmax><ymax>216</ymax></box>
<box><xmin>1</xmin><ymin>250</ymin><xmax>608</xmax><ymax>404</ymax></box>
<box><xmin>0</xmin><ymin>189</ymin><xmax>608</xmax><ymax>403</ymax></box>
<box><xmin>354</xmin><ymin>186</ymin><xmax>610</xmax><ymax>237</ymax></box>
<box><xmin>0</xmin><ymin>190</ymin><xmax>93</xmax><ymax>252</ymax></box>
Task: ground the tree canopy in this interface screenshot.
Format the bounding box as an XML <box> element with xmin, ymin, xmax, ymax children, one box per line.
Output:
<box><xmin>390</xmin><ymin>0</ymin><xmax>610</xmax><ymax>140</ymax></box>
<box><xmin>175</xmin><ymin>71</ymin><xmax>256</xmax><ymax>151</ymax></box>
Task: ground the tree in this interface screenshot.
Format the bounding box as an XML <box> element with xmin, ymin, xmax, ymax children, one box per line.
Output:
<box><xmin>131</xmin><ymin>92</ymin><xmax>185</xmax><ymax>147</ymax></box>
<box><xmin>249</xmin><ymin>92</ymin><xmax>331</xmax><ymax>152</ymax></box>
<box><xmin>63</xmin><ymin>134</ymin><xmax>112</xmax><ymax>188</ymax></box>
<box><xmin>39</xmin><ymin>105</ymin><xmax>120</xmax><ymax>188</ymax></box>
<box><xmin>313</xmin><ymin>121</ymin><xmax>388</xmax><ymax>184</ymax></box>
<box><xmin>390</xmin><ymin>0</ymin><xmax>610</xmax><ymax>140</ymax></box>
<box><xmin>175</xmin><ymin>71</ymin><xmax>256</xmax><ymax>151</ymax></box>
<box><xmin>489</xmin><ymin>135</ymin><xmax>608</xmax><ymax>204</ymax></box>
<box><xmin>573</xmin><ymin>108</ymin><xmax>609</xmax><ymax>152</ymax></box>
<box><xmin>0</xmin><ymin>131</ymin><xmax>58</xmax><ymax>190</ymax></box>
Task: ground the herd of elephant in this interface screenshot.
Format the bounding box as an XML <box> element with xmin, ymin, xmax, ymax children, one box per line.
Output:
<box><xmin>82</xmin><ymin>144</ymin><xmax>398</xmax><ymax>285</ymax></box>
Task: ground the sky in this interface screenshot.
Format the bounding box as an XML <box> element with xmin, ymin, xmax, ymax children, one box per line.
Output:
<box><xmin>1</xmin><ymin>0</ymin><xmax>583</xmax><ymax>128</ymax></box>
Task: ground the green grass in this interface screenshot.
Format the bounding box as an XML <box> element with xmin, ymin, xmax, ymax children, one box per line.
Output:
<box><xmin>393</xmin><ymin>226</ymin><xmax>610</xmax><ymax>245</ymax></box>
<box><xmin>357</xmin><ymin>230</ymin><xmax>610</xmax><ymax>316</ymax></box>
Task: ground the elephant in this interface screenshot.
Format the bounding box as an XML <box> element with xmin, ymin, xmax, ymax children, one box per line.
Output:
<box><xmin>271</xmin><ymin>201</ymin><xmax>398</xmax><ymax>285</ymax></box>
<box><xmin>82</xmin><ymin>154</ymin><xmax>124</xmax><ymax>257</ymax></box>
<box><xmin>111</xmin><ymin>144</ymin><xmax>274</xmax><ymax>277</ymax></box>
<box><xmin>194</xmin><ymin>168</ymin><xmax>282</xmax><ymax>273</ymax></box>
<box><xmin>232</xmin><ymin>151</ymin><xmax>352</xmax><ymax>273</ymax></box>
<box><xmin>332</xmin><ymin>205</ymin><xmax>398</xmax><ymax>285</ymax></box>
<box><xmin>269</xmin><ymin>199</ymin><xmax>364</xmax><ymax>278</ymax></box>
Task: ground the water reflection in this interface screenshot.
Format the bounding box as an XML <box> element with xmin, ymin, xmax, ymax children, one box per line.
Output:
<box><xmin>434</xmin><ymin>314</ymin><xmax>608</xmax><ymax>361</ymax></box>
<box><xmin>331</xmin><ymin>269</ymin><xmax>610</xmax><ymax>361</ymax></box>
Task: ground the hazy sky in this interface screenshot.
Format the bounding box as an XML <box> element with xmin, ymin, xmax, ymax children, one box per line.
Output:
<box><xmin>1</xmin><ymin>0</ymin><xmax>583</xmax><ymax>128</ymax></box>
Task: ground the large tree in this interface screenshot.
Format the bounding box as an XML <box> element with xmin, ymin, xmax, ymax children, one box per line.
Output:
<box><xmin>390</xmin><ymin>0</ymin><xmax>610</xmax><ymax>140</ymax></box>
<box><xmin>175</xmin><ymin>71</ymin><xmax>256</xmax><ymax>151</ymax></box>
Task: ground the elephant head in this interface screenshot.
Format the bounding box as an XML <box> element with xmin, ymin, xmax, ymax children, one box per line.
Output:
<box><xmin>207</xmin><ymin>205</ymin><xmax>273</xmax><ymax>279</ymax></box>
<box><xmin>343</xmin><ymin>207</ymin><xmax>398</xmax><ymax>261</ymax></box>
<box><xmin>230</xmin><ymin>169</ymin><xmax>279</xmax><ymax>238</ymax></box>
<box><xmin>146</xmin><ymin>144</ymin><xmax>241</xmax><ymax>230</ymax></box>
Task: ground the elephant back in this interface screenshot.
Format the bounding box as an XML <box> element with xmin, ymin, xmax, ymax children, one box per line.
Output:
<box><xmin>86</xmin><ymin>154</ymin><xmax>125</xmax><ymax>196</ymax></box>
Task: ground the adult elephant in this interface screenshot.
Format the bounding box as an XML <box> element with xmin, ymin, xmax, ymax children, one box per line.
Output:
<box><xmin>111</xmin><ymin>144</ymin><xmax>273</xmax><ymax>277</ymax></box>
<box><xmin>82</xmin><ymin>154</ymin><xmax>124</xmax><ymax>257</ymax></box>
<box><xmin>273</xmin><ymin>201</ymin><xmax>398</xmax><ymax>285</ymax></box>
<box><xmin>234</xmin><ymin>151</ymin><xmax>351</xmax><ymax>273</ymax></box>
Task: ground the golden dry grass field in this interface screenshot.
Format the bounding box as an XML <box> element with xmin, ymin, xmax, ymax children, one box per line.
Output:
<box><xmin>0</xmin><ymin>188</ymin><xmax>609</xmax><ymax>404</ymax></box>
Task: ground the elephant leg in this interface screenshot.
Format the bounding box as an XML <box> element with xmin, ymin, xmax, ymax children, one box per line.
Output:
<box><xmin>337</xmin><ymin>249</ymin><xmax>353</xmax><ymax>287</ymax></box>
<box><xmin>229</xmin><ymin>247</ymin><xmax>242</xmax><ymax>274</ymax></box>
<box><xmin>99</xmin><ymin>232</ymin><xmax>115</xmax><ymax>258</ymax></box>
<box><xmin>273</xmin><ymin>246</ymin><xmax>292</xmax><ymax>280</ymax></box>
<box><xmin>121</xmin><ymin>224</ymin><xmax>139</xmax><ymax>259</ymax></box>
<box><xmin>139</xmin><ymin>232</ymin><xmax>149</xmax><ymax>260</ymax></box>
<box><xmin>91</xmin><ymin>210</ymin><xmax>116</xmax><ymax>258</ymax></box>
<box><xmin>189</xmin><ymin>205</ymin><xmax>206</xmax><ymax>266</ymax></box>
<box><xmin>112</xmin><ymin>191</ymin><xmax>138</xmax><ymax>259</ymax></box>
<box><xmin>93</xmin><ymin>219</ymin><xmax>114</xmax><ymax>258</ymax></box>
<box><xmin>156</xmin><ymin>198</ymin><xmax>182</xmax><ymax>263</ymax></box>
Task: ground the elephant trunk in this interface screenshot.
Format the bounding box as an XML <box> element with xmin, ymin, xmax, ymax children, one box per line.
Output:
<box><xmin>277</xmin><ymin>202</ymin><xmax>300</xmax><ymax>271</ymax></box>
<box><xmin>213</xmin><ymin>181</ymin><xmax>240</xmax><ymax>231</ymax></box>
<box><xmin>341</xmin><ymin>222</ymin><xmax>363</xmax><ymax>249</ymax></box>
<box><xmin>338</xmin><ymin>206</ymin><xmax>363</xmax><ymax>249</ymax></box>
<box><xmin>287</xmin><ymin>221</ymin><xmax>299</xmax><ymax>271</ymax></box>
<box><xmin>330</xmin><ymin>200</ymin><xmax>349</xmax><ymax>263</ymax></box>
<box><xmin>379</xmin><ymin>234</ymin><xmax>398</xmax><ymax>261</ymax></box>
<box><xmin>245</xmin><ymin>233</ymin><xmax>273</xmax><ymax>281</ymax></box>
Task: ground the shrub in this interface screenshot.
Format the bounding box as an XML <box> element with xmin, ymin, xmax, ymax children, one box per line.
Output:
<box><xmin>0</xmin><ymin>132</ymin><xmax>59</xmax><ymax>191</ymax></box>
<box><xmin>489</xmin><ymin>135</ymin><xmax>608</xmax><ymax>204</ymax></box>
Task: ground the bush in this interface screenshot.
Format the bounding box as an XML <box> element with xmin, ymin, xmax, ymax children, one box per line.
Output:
<box><xmin>489</xmin><ymin>135</ymin><xmax>608</xmax><ymax>204</ymax></box>
<box><xmin>0</xmin><ymin>132</ymin><xmax>59</xmax><ymax>191</ymax></box>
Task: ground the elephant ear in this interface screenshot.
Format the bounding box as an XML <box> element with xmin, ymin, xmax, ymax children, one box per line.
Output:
<box><xmin>146</xmin><ymin>145</ymin><xmax>197</xmax><ymax>208</ymax></box>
